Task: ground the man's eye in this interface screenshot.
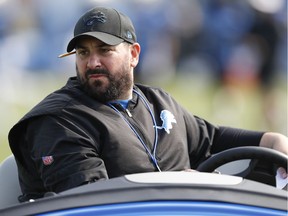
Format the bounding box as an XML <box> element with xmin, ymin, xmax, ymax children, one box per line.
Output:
<box><xmin>77</xmin><ymin>50</ymin><xmax>88</xmax><ymax>56</ymax></box>
<box><xmin>101</xmin><ymin>48</ymin><xmax>111</xmax><ymax>53</ymax></box>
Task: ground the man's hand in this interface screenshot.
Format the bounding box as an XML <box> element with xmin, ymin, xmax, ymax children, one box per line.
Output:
<box><xmin>260</xmin><ymin>132</ymin><xmax>288</xmax><ymax>181</ymax></box>
<box><xmin>276</xmin><ymin>167</ymin><xmax>288</xmax><ymax>190</ymax></box>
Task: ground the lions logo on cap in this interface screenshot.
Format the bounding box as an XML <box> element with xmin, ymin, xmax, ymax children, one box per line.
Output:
<box><xmin>155</xmin><ymin>110</ymin><xmax>177</xmax><ymax>134</ymax></box>
<box><xmin>84</xmin><ymin>11</ymin><xmax>107</xmax><ymax>26</ymax></box>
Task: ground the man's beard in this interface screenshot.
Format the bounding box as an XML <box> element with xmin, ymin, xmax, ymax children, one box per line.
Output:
<box><xmin>76</xmin><ymin>65</ymin><xmax>133</xmax><ymax>103</ymax></box>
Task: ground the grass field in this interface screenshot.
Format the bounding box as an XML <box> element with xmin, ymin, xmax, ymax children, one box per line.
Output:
<box><xmin>1</xmin><ymin>73</ymin><xmax>287</xmax><ymax>163</ymax></box>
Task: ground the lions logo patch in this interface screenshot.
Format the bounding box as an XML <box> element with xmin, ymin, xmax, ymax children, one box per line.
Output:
<box><xmin>84</xmin><ymin>11</ymin><xmax>107</xmax><ymax>26</ymax></box>
<box><xmin>155</xmin><ymin>110</ymin><xmax>177</xmax><ymax>134</ymax></box>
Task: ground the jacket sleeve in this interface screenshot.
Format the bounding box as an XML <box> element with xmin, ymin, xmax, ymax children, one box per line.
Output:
<box><xmin>25</xmin><ymin>115</ymin><xmax>108</xmax><ymax>193</ymax></box>
<box><xmin>183</xmin><ymin>109</ymin><xmax>264</xmax><ymax>168</ymax></box>
<box><xmin>184</xmin><ymin>113</ymin><xmax>219</xmax><ymax>168</ymax></box>
<box><xmin>211</xmin><ymin>126</ymin><xmax>264</xmax><ymax>153</ymax></box>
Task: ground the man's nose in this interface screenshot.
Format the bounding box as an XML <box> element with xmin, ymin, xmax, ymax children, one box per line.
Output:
<box><xmin>87</xmin><ymin>54</ymin><xmax>101</xmax><ymax>69</ymax></box>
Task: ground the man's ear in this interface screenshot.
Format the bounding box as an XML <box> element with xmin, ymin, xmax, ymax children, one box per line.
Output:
<box><xmin>130</xmin><ymin>43</ymin><xmax>141</xmax><ymax>68</ymax></box>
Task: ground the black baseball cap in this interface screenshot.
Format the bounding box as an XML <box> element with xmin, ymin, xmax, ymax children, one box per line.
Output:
<box><xmin>59</xmin><ymin>7</ymin><xmax>137</xmax><ymax>58</ymax></box>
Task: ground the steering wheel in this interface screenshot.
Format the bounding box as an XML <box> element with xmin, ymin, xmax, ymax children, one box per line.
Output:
<box><xmin>197</xmin><ymin>147</ymin><xmax>288</xmax><ymax>186</ymax></box>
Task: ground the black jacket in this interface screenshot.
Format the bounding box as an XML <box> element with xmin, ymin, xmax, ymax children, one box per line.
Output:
<box><xmin>8</xmin><ymin>77</ymin><xmax>264</xmax><ymax>200</ymax></box>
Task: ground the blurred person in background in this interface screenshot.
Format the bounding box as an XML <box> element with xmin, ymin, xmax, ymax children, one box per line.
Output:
<box><xmin>7</xmin><ymin>6</ymin><xmax>288</xmax><ymax>202</ymax></box>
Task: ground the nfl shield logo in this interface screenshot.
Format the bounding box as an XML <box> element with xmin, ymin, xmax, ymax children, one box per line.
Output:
<box><xmin>42</xmin><ymin>156</ymin><xmax>54</xmax><ymax>165</ymax></box>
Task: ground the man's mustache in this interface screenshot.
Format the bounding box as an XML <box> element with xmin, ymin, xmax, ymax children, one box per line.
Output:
<box><xmin>86</xmin><ymin>69</ymin><xmax>109</xmax><ymax>78</ymax></box>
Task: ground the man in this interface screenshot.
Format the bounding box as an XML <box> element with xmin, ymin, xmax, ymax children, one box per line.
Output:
<box><xmin>8</xmin><ymin>6</ymin><xmax>288</xmax><ymax>202</ymax></box>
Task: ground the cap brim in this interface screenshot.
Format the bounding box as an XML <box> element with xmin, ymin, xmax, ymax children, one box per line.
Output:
<box><xmin>67</xmin><ymin>32</ymin><xmax>124</xmax><ymax>52</ymax></box>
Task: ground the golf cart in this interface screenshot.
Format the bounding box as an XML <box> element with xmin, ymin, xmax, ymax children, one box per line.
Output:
<box><xmin>0</xmin><ymin>146</ymin><xmax>287</xmax><ymax>215</ymax></box>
